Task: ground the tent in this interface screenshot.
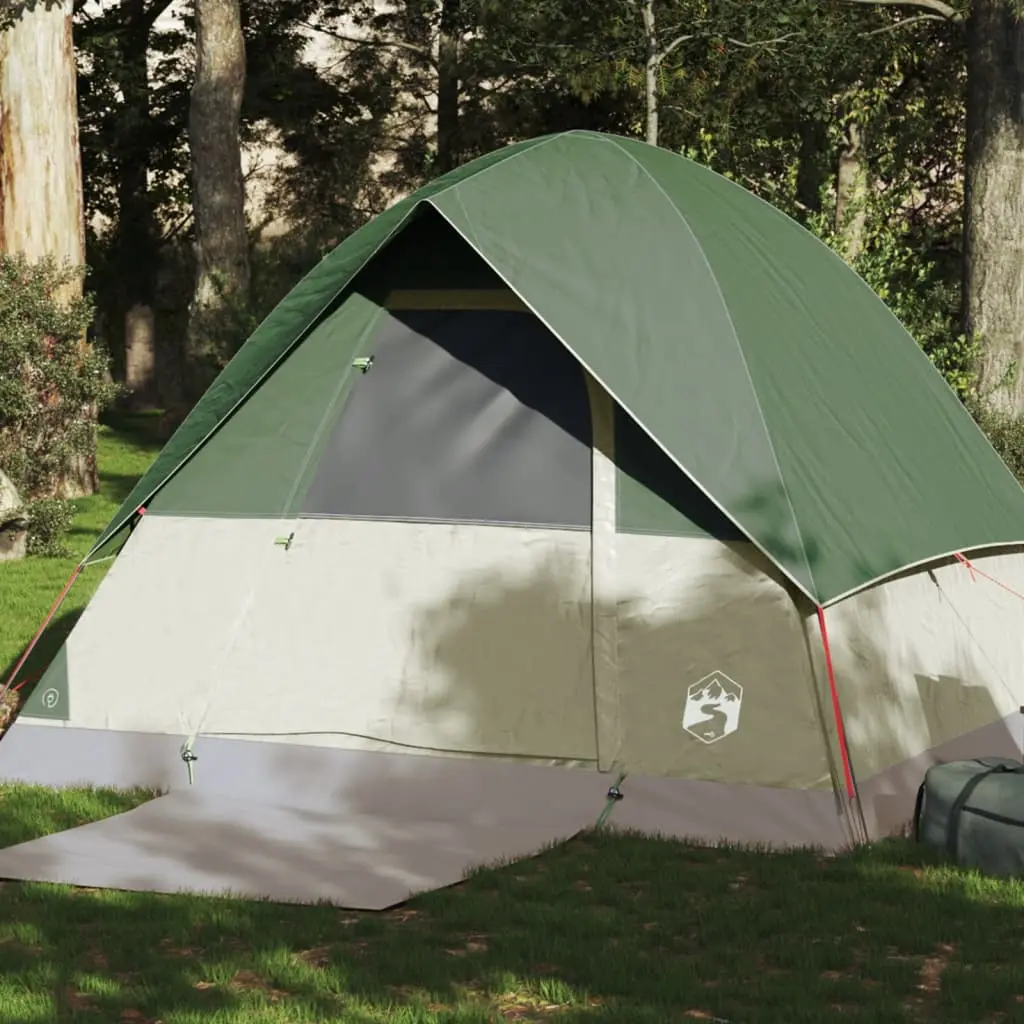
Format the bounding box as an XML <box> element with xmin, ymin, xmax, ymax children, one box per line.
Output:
<box><xmin>2</xmin><ymin>129</ymin><xmax>1024</xmax><ymax>908</ymax></box>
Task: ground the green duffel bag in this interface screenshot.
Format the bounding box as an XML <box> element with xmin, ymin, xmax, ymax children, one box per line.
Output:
<box><xmin>914</xmin><ymin>757</ymin><xmax>1024</xmax><ymax>877</ymax></box>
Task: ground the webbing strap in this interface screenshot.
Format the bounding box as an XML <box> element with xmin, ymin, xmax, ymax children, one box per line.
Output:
<box><xmin>944</xmin><ymin>760</ymin><xmax>1024</xmax><ymax>859</ymax></box>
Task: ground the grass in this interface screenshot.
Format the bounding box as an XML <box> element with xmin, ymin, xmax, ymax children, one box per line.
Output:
<box><xmin>0</xmin><ymin>411</ymin><xmax>165</xmax><ymax>691</ymax></box>
<box><xmin>2</xmin><ymin>796</ymin><xmax>1024</xmax><ymax>1024</ymax></box>
<box><xmin>3</xmin><ymin>416</ymin><xmax>1024</xmax><ymax>1022</ymax></box>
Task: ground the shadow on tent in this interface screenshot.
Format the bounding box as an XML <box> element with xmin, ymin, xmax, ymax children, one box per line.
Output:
<box><xmin>0</xmin><ymin>512</ymin><xmax>1016</xmax><ymax>911</ymax></box>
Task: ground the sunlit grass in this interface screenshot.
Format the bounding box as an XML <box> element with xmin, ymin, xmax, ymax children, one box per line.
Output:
<box><xmin>1</xmin><ymin>798</ymin><xmax>1024</xmax><ymax>1023</ymax></box>
<box><xmin>0</xmin><ymin>412</ymin><xmax>164</xmax><ymax>690</ymax></box>
<box><xmin>2</xmin><ymin>415</ymin><xmax>1024</xmax><ymax>1022</ymax></box>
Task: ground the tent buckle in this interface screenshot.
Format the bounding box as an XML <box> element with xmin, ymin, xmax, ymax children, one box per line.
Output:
<box><xmin>606</xmin><ymin>785</ymin><xmax>624</xmax><ymax>801</ymax></box>
<box><xmin>353</xmin><ymin>355</ymin><xmax>375</xmax><ymax>374</ymax></box>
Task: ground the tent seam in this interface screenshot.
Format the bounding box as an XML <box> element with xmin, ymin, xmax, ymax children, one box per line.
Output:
<box><xmin>85</xmin><ymin>211</ymin><xmax>418</xmax><ymax>559</ymax></box>
<box><xmin>282</xmin><ymin>306</ymin><xmax>387</xmax><ymax>514</ymax></box>
<box><xmin>427</xmin><ymin>133</ymin><xmax>563</xmax><ymax>209</ymax></box>
<box><xmin>653</xmin><ymin>134</ymin><xmax>1024</xmax><ymax>502</ymax></box>
<box><xmin>601</xmin><ymin>133</ymin><xmax>820</xmax><ymax>600</ymax></box>
<box><xmin>822</xmin><ymin>540</ymin><xmax>1024</xmax><ymax>607</ymax></box>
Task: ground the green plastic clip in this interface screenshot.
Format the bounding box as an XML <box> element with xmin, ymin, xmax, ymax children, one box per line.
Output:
<box><xmin>353</xmin><ymin>355</ymin><xmax>375</xmax><ymax>373</ymax></box>
<box><xmin>274</xmin><ymin>532</ymin><xmax>295</xmax><ymax>550</ymax></box>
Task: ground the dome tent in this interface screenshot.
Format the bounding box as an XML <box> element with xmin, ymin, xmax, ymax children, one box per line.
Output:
<box><xmin>1</xmin><ymin>130</ymin><xmax>1023</xmax><ymax>909</ymax></box>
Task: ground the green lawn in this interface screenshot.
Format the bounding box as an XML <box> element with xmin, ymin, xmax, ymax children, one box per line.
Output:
<box><xmin>0</xmin><ymin>412</ymin><xmax>164</xmax><ymax>692</ymax></box>
<box><xmin>2</xmin><ymin>419</ymin><xmax>1024</xmax><ymax>1023</ymax></box>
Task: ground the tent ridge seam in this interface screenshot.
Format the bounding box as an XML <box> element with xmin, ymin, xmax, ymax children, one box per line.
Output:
<box><xmin>426</xmin><ymin>132</ymin><xmax>563</xmax><ymax>208</ymax></box>
<box><xmin>651</xmin><ymin>131</ymin><xmax>1024</xmax><ymax>500</ymax></box>
<box><xmin>603</xmin><ymin>134</ymin><xmax>820</xmax><ymax>600</ymax></box>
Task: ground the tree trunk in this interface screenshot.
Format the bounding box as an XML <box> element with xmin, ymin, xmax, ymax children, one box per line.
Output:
<box><xmin>964</xmin><ymin>0</ymin><xmax>1024</xmax><ymax>414</ymax></box>
<box><xmin>185</xmin><ymin>0</ymin><xmax>250</xmax><ymax>402</ymax></box>
<box><xmin>641</xmin><ymin>0</ymin><xmax>659</xmax><ymax>146</ymax></box>
<box><xmin>115</xmin><ymin>0</ymin><xmax>161</xmax><ymax>409</ymax></box>
<box><xmin>0</xmin><ymin>0</ymin><xmax>96</xmax><ymax>497</ymax></box>
<box><xmin>435</xmin><ymin>0</ymin><xmax>461</xmax><ymax>173</ymax></box>
<box><xmin>835</xmin><ymin>117</ymin><xmax>869</xmax><ymax>262</ymax></box>
<box><xmin>796</xmin><ymin>119</ymin><xmax>829</xmax><ymax>218</ymax></box>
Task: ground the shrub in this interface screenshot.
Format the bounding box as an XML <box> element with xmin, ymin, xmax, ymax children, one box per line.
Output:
<box><xmin>969</xmin><ymin>406</ymin><xmax>1024</xmax><ymax>486</ymax></box>
<box><xmin>0</xmin><ymin>254</ymin><xmax>119</xmax><ymax>500</ymax></box>
<box><xmin>25</xmin><ymin>497</ymin><xmax>78</xmax><ymax>558</ymax></box>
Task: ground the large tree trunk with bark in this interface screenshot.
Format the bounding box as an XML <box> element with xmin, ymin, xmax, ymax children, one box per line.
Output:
<box><xmin>0</xmin><ymin>0</ymin><xmax>96</xmax><ymax>497</ymax></box>
<box><xmin>434</xmin><ymin>0</ymin><xmax>462</xmax><ymax>173</ymax></box>
<box><xmin>116</xmin><ymin>0</ymin><xmax>163</xmax><ymax>410</ymax></box>
<box><xmin>964</xmin><ymin>0</ymin><xmax>1024</xmax><ymax>414</ymax></box>
<box><xmin>184</xmin><ymin>0</ymin><xmax>250</xmax><ymax>406</ymax></box>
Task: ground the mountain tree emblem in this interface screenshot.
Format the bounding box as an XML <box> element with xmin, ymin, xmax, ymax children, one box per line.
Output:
<box><xmin>682</xmin><ymin>672</ymin><xmax>743</xmax><ymax>744</ymax></box>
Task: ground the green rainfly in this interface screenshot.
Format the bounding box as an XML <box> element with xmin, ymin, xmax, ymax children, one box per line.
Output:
<box><xmin>89</xmin><ymin>131</ymin><xmax>1024</xmax><ymax>605</ymax></box>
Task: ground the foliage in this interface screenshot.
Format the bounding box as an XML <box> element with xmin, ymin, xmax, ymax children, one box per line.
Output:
<box><xmin>178</xmin><ymin>226</ymin><xmax>334</xmax><ymax>385</ymax></box>
<box><xmin>803</xmin><ymin>192</ymin><xmax>977</xmax><ymax>397</ymax></box>
<box><xmin>24</xmin><ymin>498</ymin><xmax>78</xmax><ymax>558</ymax></box>
<box><xmin>969</xmin><ymin>406</ymin><xmax>1024</xmax><ymax>485</ymax></box>
<box><xmin>0</xmin><ymin>256</ymin><xmax>119</xmax><ymax>501</ymax></box>
<box><xmin>62</xmin><ymin>0</ymin><xmax>1007</xmax><ymax>434</ymax></box>
<box><xmin>0</xmin><ymin>0</ymin><xmax>65</xmax><ymax>33</ymax></box>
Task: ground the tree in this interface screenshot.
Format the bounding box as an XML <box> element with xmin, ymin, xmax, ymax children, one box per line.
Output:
<box><xmin>75</xmin><ymin>0</ymin><xmax>176</xmax><ymax>408</ymax></box>
<box><xmin>963</xmin><ymin>0</ymin><xmax>1024</xmax><ymax>412</ymax></box>
<box><xmin>185</xmin><ymin>0</ymin><xmax>250</xmax><ymax>400</ymax></box>
<box><xmin>842</xmin><ymin>0</ymin><xmax>1024</xmax><ymax>414</ymax></box>
<box><xmin>0</xmin><ymin>0</ymin><xmax>97</xmax><ymax>497</ymax></box>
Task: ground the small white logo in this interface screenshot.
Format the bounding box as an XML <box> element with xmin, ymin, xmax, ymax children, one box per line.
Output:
<box><xmin>40</xmin><ymin>688</ymin><xmax>60</xmax><ymax>711</ymax></box>
<box><xmin>682</xmin><ymin>672</ymin><xmax>742</xmax><ymax>744</ymax></box>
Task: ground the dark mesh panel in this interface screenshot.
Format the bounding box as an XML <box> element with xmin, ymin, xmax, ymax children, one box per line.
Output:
<box><xmin>301</xmin><ymin>309</ymin><xmax>593</xmax><ymax>528</ymax></box>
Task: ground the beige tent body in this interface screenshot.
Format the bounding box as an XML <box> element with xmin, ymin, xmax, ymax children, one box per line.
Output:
<box><xmin>1</xmin><ymin>133</ymin><xmax>1024</xmax><ymax>908</ymax></box>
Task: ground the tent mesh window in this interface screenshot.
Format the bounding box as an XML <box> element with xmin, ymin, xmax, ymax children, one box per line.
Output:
<box><xmin>301</xmin><ymin>308</ymin><xmax>594</xmax><ymax>530</ymax></box>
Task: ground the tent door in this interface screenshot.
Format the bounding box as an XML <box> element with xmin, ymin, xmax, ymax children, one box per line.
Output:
<box><xmin>199</xmin><ymin>306</ymin><xmax>603</xmax><ymax>764</ymax></box>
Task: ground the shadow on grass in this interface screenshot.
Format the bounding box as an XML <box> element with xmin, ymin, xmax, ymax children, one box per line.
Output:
<box><xmin>99</xmin><ymin>409</ymin><xmax>168</xmax><ymax>447</ymax></box>
<box><xmin>0</xmin><ymin>813</ymin><xmax>1022</xmax><ymax>1023</ymax></box>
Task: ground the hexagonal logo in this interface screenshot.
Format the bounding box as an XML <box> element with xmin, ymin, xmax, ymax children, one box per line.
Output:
<box><xmin>682</xmin><ymin>671</ymin><xmax>743</xmax><ymax>745</ymax></box>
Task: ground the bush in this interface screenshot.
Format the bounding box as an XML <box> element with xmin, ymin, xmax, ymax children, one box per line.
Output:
<box><xmin>24</xmin><ymin>497</ymin><xmax>78</xmax><ymax>558</ymax></box>
<box><xmin>969</xmin><ymin>406</ymin><xmax>1024</xmax><ymax>486</ymax></box>
<box><xmin>0</xmin><ymin>254</ymin><xmax>119</xmax><ymax>499</ymax></box>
